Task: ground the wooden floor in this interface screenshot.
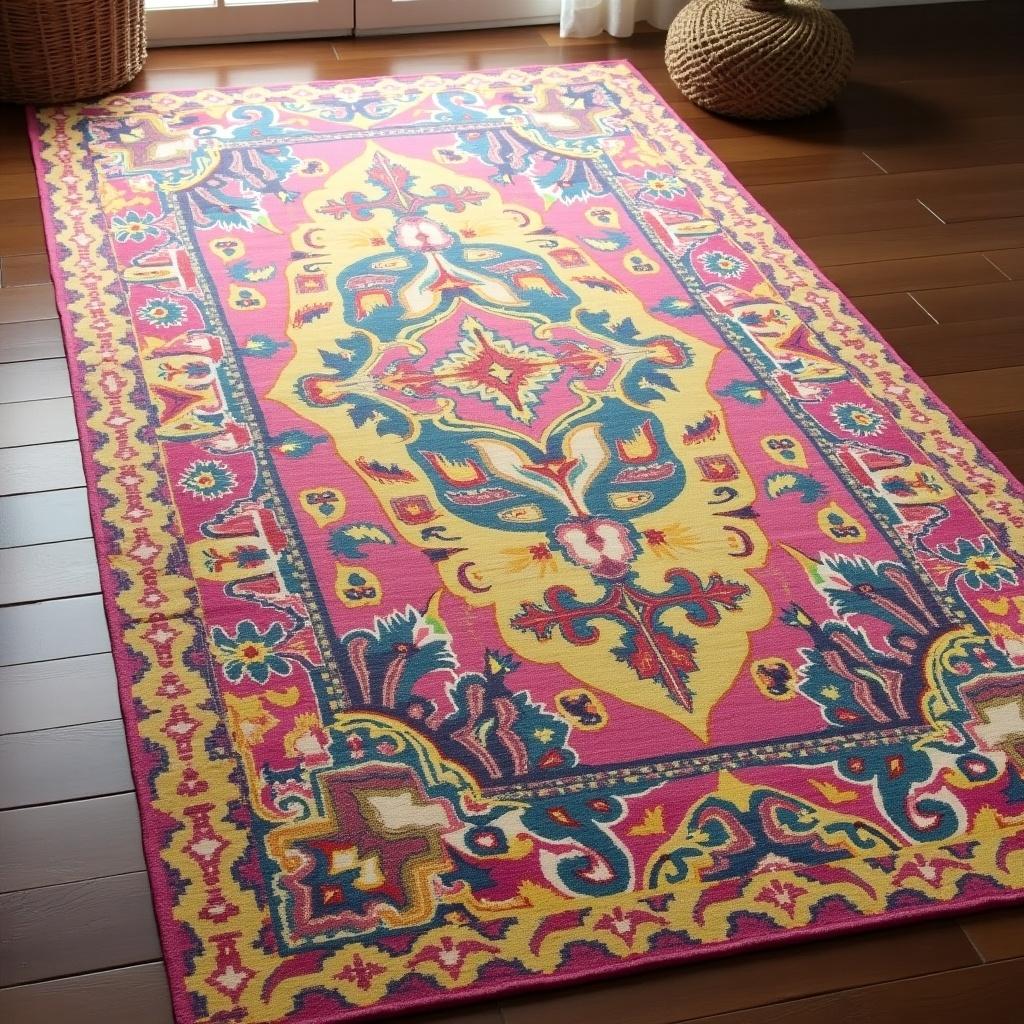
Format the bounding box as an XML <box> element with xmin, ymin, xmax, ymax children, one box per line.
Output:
<box><xmin>2</xmin><ymin>2</ymin><xmax>1023</xmax><ymax>1021</ymax></box>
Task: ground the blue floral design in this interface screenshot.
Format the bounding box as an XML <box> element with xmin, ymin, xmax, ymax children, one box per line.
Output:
<box><xmin>211</xmin><ymin>620</ymin><xmax>291</xmax><ymax>684</ymax></box>
<box><xmin>640</xmin><ymin>170</ymin><xmax>688</xmax><ymax>199</ymax></box>
<box><xmin>939</xmin><ymin>537</ymin><xmax>1018</xmax><ymax>591</ymax></box>
<box><xmin>111</xmin><ymin>210</ymin><xmax>160</xmax><ymax>243</ymax></box>
<box><xmin>699</xmin><ymin>250</ymin><xmax>747</xmax><ymax>278</ymax></box>
<box><xmin>832</xmin><ymin>402</ymin><xmax>884</xmax><ymax>437</ymax></box>
<box><xmin>138</xmin><ymin>297</ymin><xmax>187</xmax><ymax>328</ymax></box>
<box><xmin>179</xmin><ymin>460</ymin><xmax>237</xmax><ymax>500</ymax></box>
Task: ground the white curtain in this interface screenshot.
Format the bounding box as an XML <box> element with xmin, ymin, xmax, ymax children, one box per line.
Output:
<box><xmin>560</xmin><ymin>0</ymin><xmax>689</xmax><ymax>38</ymax></box>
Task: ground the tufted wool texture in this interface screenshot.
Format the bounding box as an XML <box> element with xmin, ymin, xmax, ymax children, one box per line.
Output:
<box><xmin>665</xmin><ymin>0</ymin><xmax>854</xmax><ymax>120</ymax></box>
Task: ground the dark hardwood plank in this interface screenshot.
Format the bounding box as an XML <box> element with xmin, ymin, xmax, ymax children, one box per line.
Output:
<box><xmin>993</xmin><ymin>447</ymin><xmax>1024</xmax><ymax>483</ymax></box>
<box><xmin>0</xmin><ymin>792</ymin><xmax>143</xmax><ymax>892</ymax></box>
<box><xmin>673</xmin><ymin>957</ymin><xmax>1024</xmax><ymax>1024</ymax></box>
<box><xmin>501</xmin><ymin>920</ymin><xmax>981</xmax><ymax>1024</ymax></box>
<box><xmin>693</xmin><ymin>117</ymin><xmax>1024</xmax><ymax>163</ymax></box>
<box><xmin>963</xmin><ymin>410</ymin><xmax>1024</xmax><ymax>454</ymax></box>
<box><xmin>0</xmin><ymin>488</ymin><xmax>92</xmax><ymax>548</ymax></box>
<box><xmin>0</xmin><ymin>141</ymin><xmax>31</xmax><ymax>173</ymax></box>
<box><xmin>761</xmin><ymin>198</ymin><xmax>937</xmax><ymax>239</ymax></box>
<box><xmin>925</xmin><ymin>365</ymin><xmax>1024</xmax><ymax>419</ymax></box>
<box><xmin>846</xmin><ymin>20</ymin><xmax>1023</xmax><ymax>83</ymax></box>
<box><xmin>144</xmin><ymin>36</ymin><xmax>338</xmax><ymax>69</ymax></box>
<box><xmin>129</xmin><ymin>62</ymin><xmax>343</xmax><ymax>93</ymax></box>
<box><xmin>704</xmin><ymin>133</ymin><xmax>868</xmax><ymax>164</ymax></box>
<box><xmin>0</xmin><ymin>441</ymin><xmax>85</xmax><ymax>495</ymax></box>
<box><xmin>412</xmin><ymin>1007</ymin><xmax>505</xmax><ymax>1024</ymax></box>
<box><xmin>0</xmin><ymin>538</ymin><xmax>100</xmax><ymax>605</ymax></box>
<box><xmin>0</xmin><ymin>282</ymin><xmax>55</xmax><ymax>323</ymax></box>
<box><xmin>842</xmin><ymin>66</ymin><xmax>1023</xmax><ymax>100</ymax></box>
<box><xmin>882</xmin><ymin>316</ymin><xmax>1024</xmax><ymax>377</ymax></box>
<box><xmin>854</xmin><ymin>292</ymin><xmax>933</xmax><ymax>330</ymax></box>
<box><xmin>0</xmin><ymin>358</ymin><xmax>71</xmax><ymax>404</ymax></box>
<box><xmin>0</xmin><ymin>720</ymin><xmax>131</xmax><ymax>809</ymax></box>
<box><xmin>750</xmin><ymin>164</ymin><xmax>1024</xmax><ymax>209</ymax></box>
<box><xmin>909</xmin><ymin>279</ymin><xmax>1024</xmax><ymax>324</ymax></box>
<box><xmin>0</xmin><ymin>193</ymin><xmax>42</xmax><ymax>219</ymax></box>
<box><xmin>984</xmin><ymin>246</ymin><xmax>1024</xmax><ymax>279</ymax></box>
<box><xmin>0</xmin><ymin>396</ymin><xmax>77</xmax><ymax>448</ymax></box>
<box><xmin>826</xmin><ymin>253</ymin><xmax>1005</xmax><ymax>297</ymax></box>
<box><xmin>0</xmin><ymin>961</ymin><xmax>504</xmax><ymax>1024</ymax></box>
<box><xmin>0</xmin><ymin>157</ymin><xmax>41</xmax><ymax>182</ymax></box>
<box><xmin>0</xmin><ymin>172</ymin><xmax>39</xmax><ymax>203</ymax></box>
<box><xmin>923</xmin><ymin>189</ymin><xmax>1024</xmax><ymax>225</ymax></box>
<box><xmin>0</xmin><ymin>225</ymin><xmax>46</xmax><ymax>258</ymax></box>
<box><xmin>959</xmin><ymin>907</ymin><xmax>1024</xmax><ymax>962</ymax></box>
<box><xmin>865</xmin><ymin>137</ymin><xmax>1024</xmax><ymax>175</ymax></box>
<box><xmin>802</xmin><ymin>217</ymin><xmax>1024</xmax><ymax>267</ymax></box>
<box><xmin>0</xmin><ymin>319</ymin><xmax>64</xmax><ymax>363</ymax></box>
<box><xmin>0</xmin><ymin>963</ymin><xmax>173</xmax><ymax>1024</ymax></box>
<box><xmin>0</xmin><ymin>253</ymin><xmax>50</xmax><ymax>287</ymax></box>
<box><xmin>0</xmin><ymin>594</ymin><xmax>110</xmax><ymax>666</ymax></box>
<box><xmin>713</xmin><ymin>151</ymin><xmax>886</xmax><ymax>187</ymax></box>
<box><xmin>676</xmin><ymin>101</ymin><xmax>1024</xmax><ymax>151</ymax></box>
<box><xmin>0</xmin><ymin>871</ymin><xmax>160</xmax><ymax>985</ymax></box>
<box><xmin>0</xmin><ymin>653</ymin><xmax>118</xmax><ymax>734</ymax></box>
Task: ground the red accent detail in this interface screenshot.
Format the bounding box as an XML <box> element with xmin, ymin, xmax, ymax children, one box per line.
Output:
<box><xmin>421</xmin><ymin>451</ymin><xmax>487</xmax><ymax>487</ymax></box>
<box><xmin>391</xmin><ymin>495</ymin><xmax>438</xmax><ymax>525</ymax></box>
<box><xmin>615</xmin><ymin>419</ymin><xmax>658</xmax><ymax>463</ymax></box>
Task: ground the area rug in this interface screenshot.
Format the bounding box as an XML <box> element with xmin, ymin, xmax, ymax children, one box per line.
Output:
<box><xmin>30</xmin><ymin>63</ymin><xmax>1024</xmax><ymax>1023</ymax></box>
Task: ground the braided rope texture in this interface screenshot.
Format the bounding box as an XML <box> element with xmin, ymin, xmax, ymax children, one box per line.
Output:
<box><xmin>665</xmin><ymin>0</ymin><xmax>854</xmax><ymax>120</ymax></box>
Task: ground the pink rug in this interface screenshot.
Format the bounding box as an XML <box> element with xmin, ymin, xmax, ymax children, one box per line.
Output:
<box><xmin>29</xmin><ymin>62</ymin><xmax>1024</xmax><ymax>1023</ymax></box>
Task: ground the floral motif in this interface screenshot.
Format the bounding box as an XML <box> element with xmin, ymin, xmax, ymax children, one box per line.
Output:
<box><xmin>755</xmin><ymin>877</ymin><xmax>809</xmax><ymax>918</ymax></box>
<box><xmin>639</xmin><ymin>169</ymin><xmax>688</xmax><ymax>199</ymax></box>
<box><xmin>211</xmin><ymin>620</ymin><xmax>291</xmax><ymax>683</ymax></box>
<box><xmin>594</xmin><ymin>905</ymin><xmax>668</xmax><ymax>948</ymax></box>
<box><xmin>406</xmin><ymin>936</ymin><xmax>501</xmax><ymax>982</ymax></box>
<box><xmin>111</xmin><ymin>209</ymin><xmax>161</xmax><ymax>242</ymax></box>
<box><xmin>179</xmin><ymin>459</ymin><xmax>237</xmax><ymax>500</ymax></box>
<box><xmin>138</xmin><ymin>297</ymin><xmax>187</xmax><ymax>327</ymax></box>
<box><xmin>940</xmin><ymin>537</ymin><xmax>1018</xmax><ymax>590</ymax></box>
<box><xmin>699</xmin><ymin>250</ymin><xmax>747</xmax><ymax>278</ymax></box>
<box><xmin>832</xmin><ymin>402</ymin><xmax>885</xmax><ymax>437</ymax></box>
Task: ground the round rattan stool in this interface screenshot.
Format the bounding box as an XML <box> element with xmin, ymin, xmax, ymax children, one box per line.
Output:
<box><xmin>665</xmin><ymin>0</ymin><xmax>854</xmax><ymax>120</ymax></box>
<box><xmin>0</xmin><ymin>0</ymin><xmax>146</xmax><ymax>104</ymax></box>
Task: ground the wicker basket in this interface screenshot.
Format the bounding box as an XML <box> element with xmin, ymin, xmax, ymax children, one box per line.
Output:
<box><xmin>0</xmin><ymin>0</ymin><xmax>147</xmax><ymax>104</ymax></box>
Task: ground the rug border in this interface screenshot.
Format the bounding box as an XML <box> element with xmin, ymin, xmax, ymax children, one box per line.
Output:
<box><xmin>25</xmin><ymin>105</ymin><xmax>207</xmax><ymax>1024</ymax></box>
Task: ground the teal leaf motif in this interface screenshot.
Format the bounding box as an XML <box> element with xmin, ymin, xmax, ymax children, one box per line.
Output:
<box><xmin>765</xmin><ymin>471</ymin><xmax>826</xmax><ymax>504</ymax></box>
<box><xmin>329</xmin><ymin>524</ymin><xmax>396</xmax><ymax>560</ymax></box>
